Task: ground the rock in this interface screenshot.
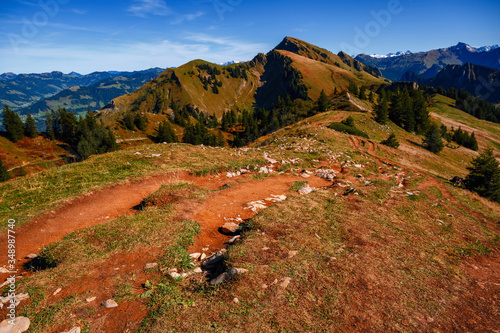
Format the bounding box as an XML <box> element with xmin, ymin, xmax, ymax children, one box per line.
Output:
<box><xmin>210</xmin><ymin>268</ymin><xmax>249</xmax><ymax>285</ymax></box>
<box><xmin>189</xmin><ymin>253</ymin><xmax>201</xmax><ymax>260</ymax></box>
<box><xmin>232</xmin><ymin>298</ymin><xmax>239</xmax><ymax>304</ymax></box>
<box><xmin>201</xmin><ymin>249</ymin><xmax>226</xmax><ymax>269</ymax></box>
<box><xmin>245</xmin><ymin>201</ymin><xmax>267</xmax><ymax>213</ymax></box>
<box><xmin>199</xmin><ymin>253</ymin><xmax>207</xmax><ymax>261</ymax></box>
<box><xmin>301</xmin><ymin>174</ymin><xmax>310</xmax><ymax>178</ymax></box>
<box><xmin>25</xmin><ymin>254</ymin><xmax>38</xmax><ymax>259</ymax></box>
<box><xmin>261</xmin><ymin>284</ymin><xmax>268</xmax><ymax>289</ymax></box>
<box><xmin>220</xmin><ymin>222</ymin><xmax>240</xmax><ymax>234</ymax></box>
<box><xmin>61</xmin><ymin>327</ymin><xmax>81</xmax><ymax>333</ymax></box>
<box><xmin>0</xmin><ymin>316</ymin><xmax>30</xmax><ymax>332</ymax></box>
<box><xmin>86</xmin><ymin>297</ymin><xmax>96</xmax><ymax>303</ymax></box>
<box><xmin>225</xmin><ymin>235</ymin><xmax>241</xmax><ymax>245</ymax></box>
<box><xmin>261</xmin><ymin>247</ymin><xmax>270</xmax><ymax>251</ymax></box>
<box><xmin>298</xmin><ymin>185</ymin><xmax>315</xmax><ymax>195</ymax></box>
<box><xmin>288</xmin><ymin>251</ymin><xmax>298</xmax><ymax>258</ymax></box>
<box><xmin>53</xmin><ymin>288</ymin><xmax>62</xmax><ymax>296</ymax></box>
<box><xmin>279</xmin><ymin>277</ymin><xmax>292</xmax><ymax>289</ymax></box>
<box><xmin>0</xmin><ymin>267</ymin><xmax>10</xmax><ymax>274</ymax></box>
<box><xmin>144</xmin><ymin>263</ymin><xmax>158</xmax><ymax>269</ymax></box>
<box><xmin>356</xmin><ymin>174</ymin><xmax>363</xmax><ymax>178</ymax></box>
<box><xmin>169</xmin><ymin>272</ymin><xmax>181</xmax><ymax>279</ymax></box>
<box><xmin>193</xmin><ymin>267</ymin><xmax>203</xmax><ymax>274</ymax></box>
<box><xmin>102</xmin><ymin>299</ymin><xmax>118</xmax><ymax>308</ymax></box>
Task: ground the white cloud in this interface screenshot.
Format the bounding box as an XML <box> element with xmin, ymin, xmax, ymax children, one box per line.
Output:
<box><xmin>127</xmin><ymin>0</ymin><xmax>172</xmax><ymax>18</ymax></box>
<box><xmin>0</xmin><ymin>34</ymin><xmax>270</xmax><ymax>74</ymax></box>
<box><xmin>70</xmin><ymin>9</ymin><xmax>88</xmax><ymax>15</ymax></box>
<box><xmin>171</xmin><ymin>11</ymin><xmax>205</xmax><ymax>25</ymax></box>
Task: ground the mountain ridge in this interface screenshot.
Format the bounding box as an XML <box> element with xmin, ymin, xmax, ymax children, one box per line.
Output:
<box><xmin>355</xmin><ymin>42</ymin><xmax>500</xmax><ymax>81</ymax></box>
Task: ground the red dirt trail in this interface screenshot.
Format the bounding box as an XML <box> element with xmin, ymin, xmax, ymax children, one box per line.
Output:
<box><xmin>0</xmin><ymin>171</ymin><xmax>226</xmax><ymax>273</ymax></box>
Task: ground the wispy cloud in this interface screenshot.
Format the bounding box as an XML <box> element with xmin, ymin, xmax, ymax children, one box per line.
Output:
<box><xmin>70</xmin><ymin>9</ymin><xmax>88</xmax><ymax>15</ymax></box>
<box><xmin>127</xmin><ymin>0</ymin><xmax>172</xmax><ymax>18</ymax></box>
<box><xmin>171</xmin><ymin>11</ymin><xmax>205</xmax><ymax>25</ymax></box>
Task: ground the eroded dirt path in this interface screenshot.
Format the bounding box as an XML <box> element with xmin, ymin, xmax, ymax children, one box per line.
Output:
<box><xmin>187</xmin><ymin>174</ymin><xmax>331</xmax><ymax>254</ymax></box>
<box><xmin>0</xmin><ymin>171</ymin><xmax>227</xmax><ymax>273</ymax></box>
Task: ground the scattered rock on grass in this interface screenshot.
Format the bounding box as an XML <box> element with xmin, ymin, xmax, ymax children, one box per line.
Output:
<box><xmin>52</xmin><ymin>288</ymin><xmax>62</xmax><ymax>296</ymax></box>
<box><xmin>144</xmin><ymin>263</ymin><xmax>158</xmax><ymax>270</ymax></box>
<box><xmin>102</xmin><ymin>299</ymin><xmax>118</xmax><ymax>308</ymax></box>
<box><xmin>0</xmin><ymin>316</ymin><xmax>30</xmax><ymax>333</ymax></box>
<box><xmin>25</xmin><ymin>254</ymin><xmax>38</xmax><ymax>259</ymax></box>
<box><xmin>210</xmin><ymin>268</ymin><xmax>248</xmax><ymax>285</ymax></box>
<box><xmin>279</xmin><ymin>277</ymin><xmax>292</xmax><ymax>289</ymax></box>
<box><xmin>201</xmin><ymin>249</ymin><xmax>226</xmax><ymax>269</ymax></box>
<box><xmin>225</xmin><ymin>235</ymin><xmax>241</xmax><ymax>245</ymax></box>
<box><xmin>298</xmin><ymin>185</ymin><xmax>315</xmax><ymax>195</ymax></box>
<box><xmin>86</xmin><ymin>297</ymin><xmax>96</xmax><ymax>303</ymax></box>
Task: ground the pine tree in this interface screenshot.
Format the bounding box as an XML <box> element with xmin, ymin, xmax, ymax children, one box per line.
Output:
<box><xmin>0</xmin><ymin>158</ymin><xmax>10</xmax><ymax>182</ymax></box>
<box><xmin>368</xmin><ymin>90</ymin><xmax>374</xmax><ymax>103</ymax></box>
<box><xmin>134</xmin><ymin>113</ymin><xmax>147</xmax><ymax>131</ymax></box>
<box><xmin>466</xmin><ymin>148</ymin><xmax>500</xmax><ymax>202</ymax></box>
<box><xmin>24</xmin><ymin>113</ymin><xmax>38</xmax><ymax>138</ymax></box>
<box><xmin>412</xmin><ymin>90</ymin><xmax>430</xmax><ymax>134</ymax></box>
<box><xmin>359</xmin><ymin>86</ymin><xmax>367</xmax><ymax>100</ymax></box>
<box><xmin>2</xmin><ymin>105</ymin><xmax>24</xmax><ymax>142</ymax></box>
<box><xmin>374</xmin><ymin>97</ymin><xmax>389</xmax><ymax>124</ymax></box>
<box><xmin>348</xmin><ymin>82</ymin><xmax>358</xmax><ymax>96</ymax></box>
<box><xmin>423</xmin><ymin>124</ymin><xmax>444</xmax><ymax>154</ymax></box>
<box><xmin>123</xmin><ymin>111</ymin><xmax>136</xmax><ymax>131</ymax></box>
<box><xmin>155</xmin><ymin>120</ymin><xmax>178</xmax><ymax>143</ymax></box>
<box><xmin>381</xmin><ymin>133</ymin><xmax>400</xmax><ymax>148</ymax></box>
<box><xmin>316</xmin><ymin>89</ymin><xmax>329</xmax><ymax>112</ymax></box>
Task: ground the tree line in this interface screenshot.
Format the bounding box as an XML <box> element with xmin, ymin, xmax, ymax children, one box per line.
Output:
<box><xmin>2</xmin><ymin>105</ymin><xmax>38</xmax><ymax>142</ymax></box>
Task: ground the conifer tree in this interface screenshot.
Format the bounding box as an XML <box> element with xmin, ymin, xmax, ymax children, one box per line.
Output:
<box><xmin>359</xmin><ymin>86</ymin><xmax>367</xmax><ymax>100</ymax></box>
<box><xmin>368</xmin><ymin>90</ymin><xmax>374</xmax><ymax>103</ymax></box>
<box><xmin>123</xmin><ymin>111</ymin><xmax>136</xmax><ymax>131</ymax></box>
<box><xmin>0</xmin><ymin>158</ymin><xmax>10</xmax><ymax>182</ymax></box>
<box><xmin>2</xmin><ymin>105</ymin><xmax>24</xmax><ymax>142</ymax></box>
<box><xmin>155</xmin><ymin>120</ymin><xmax>178</xmax><ymax>143</ymax></box>
<box><xmin>381</xmin><ymin>133</ymin><xmax>400</xmax><ymax>148</ymax></box>
<box><xmin>374</xmin><ymin>97</ymin><xmax>389</xmax><ymax>124</ymax></box>
<box><xmin>24</xmin><ymin>113</ymin><xmax>38</xmax><ymax>138</ymax></box>
<box><xmin>423</xmin><ymin>124</ymin><xmax>444</xmax><ymax>154</ymax></box>
<box><xmin>316</xmin><ymin>89</ymin><xmax>329</xmax><ymax>112</ymax></box>
<box><xmin>134</xmin><ymin>112</ymin><xmax>147</xmax><ymax>131</ymax></box>
<box><xmin>465</xmin><ymin>148</ymin><xmax>500</xmax><ymax>202</ymax></box>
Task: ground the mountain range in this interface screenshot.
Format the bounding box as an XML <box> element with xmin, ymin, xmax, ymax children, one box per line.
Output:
<box><xmin>401</xmin><ymin>63</ymin><xmax>500</xmax><ymax>104</ymax></box>
<box><xmin>17</xmin><ymin>69</ymin><xmax>166</xmax><ymax>117</ymax></box>
<box><xmin>0</xmin><ymin>68</ymin><xmax>165</xmax><ymax>110</ymax></box>
<box><xmin>355</xmin><ymin>42</ymin><xmax>500</xmax><ymax>81</ymax></box>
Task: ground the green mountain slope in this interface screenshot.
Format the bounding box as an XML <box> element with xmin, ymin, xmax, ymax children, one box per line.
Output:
<box><xmin>101</xmin><ymin>37</ymin><xmax>386</xmax><ymax>122</ymax></box>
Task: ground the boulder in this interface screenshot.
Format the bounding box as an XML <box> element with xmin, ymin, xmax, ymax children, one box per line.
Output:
<box><xmin>220</xmin><ymin>222</ymin><xmax>239</xmax><ymax>234</ymax></box>
<box><xmin>201</xmin><ymin>249</ymin><xmax>226</xmax><ymax>269</ymax></box>
<box><xmin>0</xmin><ymin>317</ymin><xmax>30</xmax><ymax>333</ymax></box>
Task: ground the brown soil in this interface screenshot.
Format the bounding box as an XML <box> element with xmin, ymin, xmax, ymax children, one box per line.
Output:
<box><xmin>0</xmin><ymin>167</ymin><xmax>332</xmax><ymax>332</ymax></box>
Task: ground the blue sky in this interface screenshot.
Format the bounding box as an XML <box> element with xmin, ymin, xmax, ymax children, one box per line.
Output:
<box><xmin>0</xmin><ymin>0</ymin><xmax>499</xmax><ymax>74</ymax></box>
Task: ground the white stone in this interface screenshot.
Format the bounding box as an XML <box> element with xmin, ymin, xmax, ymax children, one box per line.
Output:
<box><xmin>220</xmin><ymin>222</ymin><xmax>239</xmax><ymax>234</ymax></box>
<box><xmin>280</xmin><ymin>277</ymin><xmax>292</xmax><ymax>289</ymax></box>
<box><xmin>102</xmin><ymin>299</ymin><xmax>118</xmax><ymax>308</ymax></box>
<box><xmin>25</xmin><ymin>254</ymin><xmax>38</xmax><ymax>259</ymax></box>
<box><xmin>86</xmin><ymin>297</ymin><xmax>96</xmax><ymax>303</ymax></box>
<box><xmin>144</xmin><ymin>263</ymin><xmax>158</xmax><ymax>269</ymax></box>
<box><xmin>53</xmin><ymin>288</ymin><xmax>62</xmax><ymax>296</ymax></box>
<box><xmin>0</xmin><ymin>317</ymin><xmax>30</xmax><ymax>333</ymax></box>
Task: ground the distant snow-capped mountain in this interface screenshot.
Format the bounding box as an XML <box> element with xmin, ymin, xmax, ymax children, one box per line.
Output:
<box><xmin>475</xmin><ymin>44</ymin><xmax>500</xmax><ymax>52</ymax></box>
<box><xmin>219</xmin><ymin>60</ymin><xmax>241</xmax><ymax>66</ymax></box>
<box><xmin>369</xmin><ymin>50</ymin><xmax>412</xmax><ymax>59</ymax></box>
